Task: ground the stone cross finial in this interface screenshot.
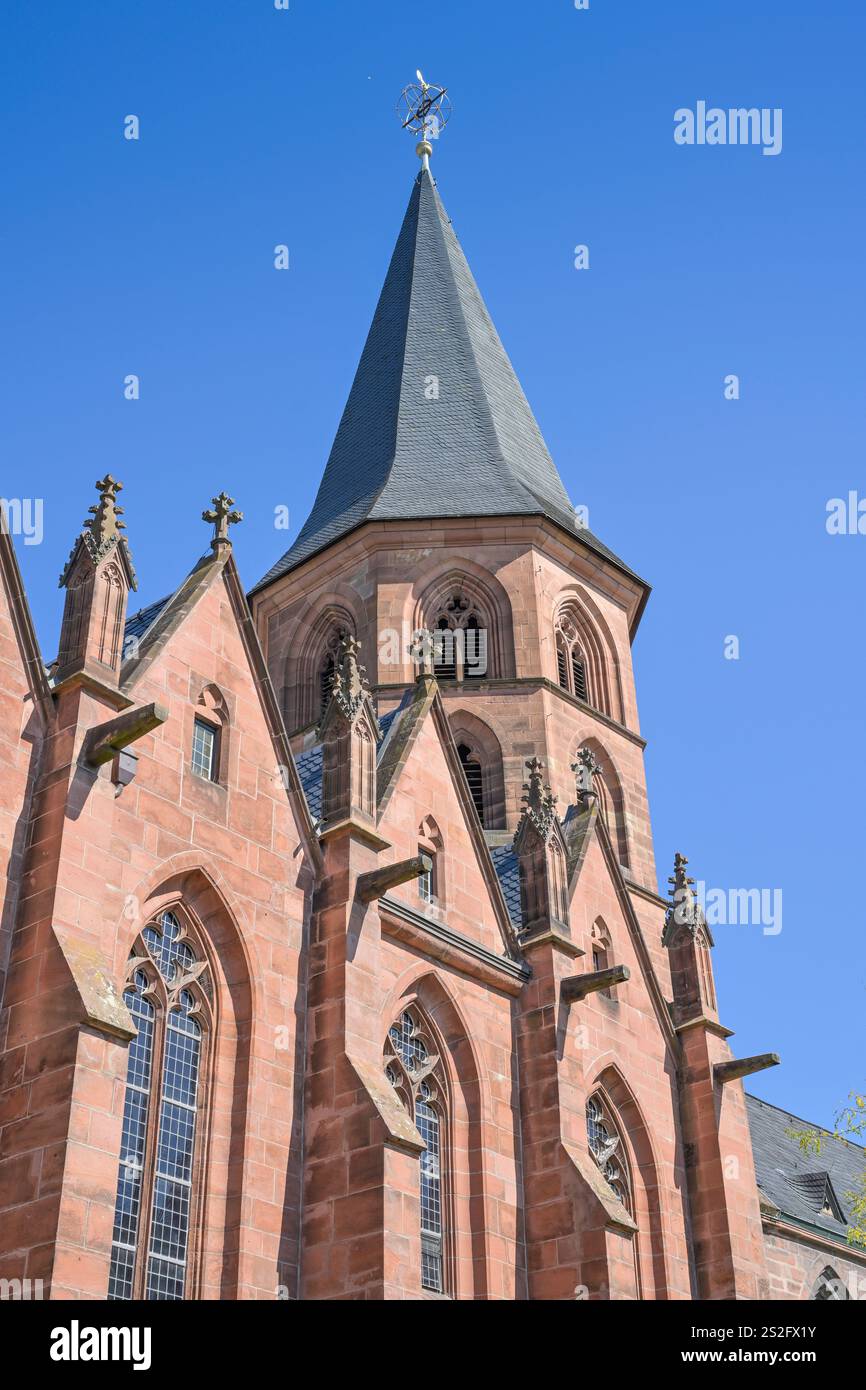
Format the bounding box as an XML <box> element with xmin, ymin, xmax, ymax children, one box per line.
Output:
<box><xmin>85</xmin><ymin>475</ymin><xmax>126</xmax><ymax>545</ymax></box>
<box><xmin>572</xmin><ymin>746</ymin><xmax>601</xmax><ymax>802</ymax></box>
<box><xmin>666</xmin><ymin>851</ymin><xmax>698</xmax><ymax>930</ymax></box>
<box><xmin>517</xmin><ymin>757</ymin><xmax>558</xmax><ymax>842</ymax></box>
<box><xmin>202</xmin><ymin>492</ymin><xmax>243</xmax><ymax>548</ymax></box>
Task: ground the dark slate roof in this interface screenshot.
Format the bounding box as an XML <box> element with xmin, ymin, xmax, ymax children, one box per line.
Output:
<box><xmin>490</xmin><ymin>845</ymin><xmax>521</xmax><ymax>928</ymax></box>
<box><xmin>294</xmin><ymin>702</ymin><xmax>406</xmax><ymax>828</ymax></box>
<box><xmin>124</xmin><ymin>595</ymin><xmax>171</xmax><ymax>645</ymax></box>
<box><xmin>294</xmin><ymin>744</ymin><xmax>324</xmax><ymax>825</ymax></box>
<box><xmin>746</xmin><ymin>1093</ymin><xmax>864</xmax><ymax>1245</ymax></box>
<box><xmin>252</xmin><ymin>169</ymin><xmax>640</xmax><ymax>594</ymax></box>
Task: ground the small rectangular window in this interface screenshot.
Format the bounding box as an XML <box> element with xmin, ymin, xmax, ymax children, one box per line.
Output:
<box><xmin>418</xmin><ymin>851</ymin><xmax>433</xmax><ymax>903</ymax></box>
<box><xmin>191</xmin><ymin>719</ymin><xmax>218</xmax><ymax>781</ymax></box>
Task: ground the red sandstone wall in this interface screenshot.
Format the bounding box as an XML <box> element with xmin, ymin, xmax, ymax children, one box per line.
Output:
<box><xmin>561</xmin><ymin>832</ymin><xmax>694</xmax><ymax>1298</ymax></box>
<box><xmin>0</xmin><ymin>556</ymin><xmax>42</xmax><ymax>1005</ymax></box>
<box><xmin>0</xmin><ymin>568</ymin><xmax>311</xmax><ymax>1299</ymax></box>
<box><xmin>762</xmin><ymin>1226</ymin><xmax>866</xmax><ymax>1300</ymax></box>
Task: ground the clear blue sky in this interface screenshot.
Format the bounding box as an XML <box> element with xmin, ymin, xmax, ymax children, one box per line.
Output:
<box><xmin>2</xmin><ymin>1</ymin><xmax>863</xmax><ymax>1131</ymax></box>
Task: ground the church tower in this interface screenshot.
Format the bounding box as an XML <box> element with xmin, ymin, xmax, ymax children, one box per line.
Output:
<box><xmin>248</xmin><ymin>100</ymin><xmax>776</xmax><ymax>1300</ymax></box>
<box><xmin>250</xmin><ymin>151</ymin><xmax>657</xmax><ymax>907</ymax></box>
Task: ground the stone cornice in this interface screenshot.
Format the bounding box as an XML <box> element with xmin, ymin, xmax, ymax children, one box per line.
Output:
<box><xmin>379</xmin><ymin>895</ymin><xmax>530</xmax><ymax>996</ymax></box>
<box><xmin>376</xmin><ymin>678</ymin><xmax>647</xmax><ymax>750</ymax></box>
<box><xmin>250</xmin><ymin>514</ymin><xmax>649</xmax><ymax>638</ymax></box>
<box><xmin>761</xmin><ymin>1212</ymin><xmax>866</xmax><ymax>1263</ymax></box>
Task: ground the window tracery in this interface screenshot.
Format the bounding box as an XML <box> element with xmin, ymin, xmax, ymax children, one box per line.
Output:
<box><xmin>108</xmin><ymin>909</ymin><xmax>213</xmax><ymax>1301</ymax></box>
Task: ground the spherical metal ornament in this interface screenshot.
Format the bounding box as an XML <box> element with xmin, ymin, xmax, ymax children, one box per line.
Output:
<box><xmin>397</xmin><ymin>79</ymin><xmax>452</xmax><ymax>145</ymax></box>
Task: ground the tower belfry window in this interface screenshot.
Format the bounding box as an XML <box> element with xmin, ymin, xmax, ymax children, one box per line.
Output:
<box><xmin>571</xmin><ymin>651</ymin><xmax>588</xmax><ymax>702</ymax></box>
<box><xmin>429</xmin><ymin>594</ymin><xmax>487</xmax><ymax>681</ymax></box>
<box><xmin>457</xmin><ymin>742</ymin><xmax>485</xmax><ymax>824</ymax></box>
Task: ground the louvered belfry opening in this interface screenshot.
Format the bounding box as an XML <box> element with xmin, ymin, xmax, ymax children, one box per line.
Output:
<box><xmin>556</xmin><ymin>639</ymin><xmax>569</xmax><ymax>691</ymax></box>
<box><xmin>571</xmin><ymin>651</ymin><xmax>588</xmax><ymax>702</ymax></box>
<box><xmin>433</xmin><ymin>617</ymin><xmax>456</xmax><ymax>680</ymax></box>
<box><xmin>458</xmin><ymin>743</ymin><xmax>485</xmax><ymax>825</ymax></box>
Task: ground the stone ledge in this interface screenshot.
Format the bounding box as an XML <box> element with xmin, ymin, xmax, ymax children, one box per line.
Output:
<box><xmin>380</xmin><ymin>895</ymin><xmax>529</xmax><ymax>996</ymax></box>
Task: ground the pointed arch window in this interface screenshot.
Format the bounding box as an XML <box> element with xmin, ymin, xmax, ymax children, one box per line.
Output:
<box><xmin>385</xmin><ymin>1009</ymin><xmax>448</xmax><ymax>1293</ymax></box>
<box><xmin>108</xmin><ymin>910</ymin><xmax>212</xmax><ymax>1301</ymax></box>
<box><xmin>430</xmin><ymin>594</ymin><xmax>488</xmax><ymax>682</ymax></box>
<box><xmin>586</xmin><ymin>1094</ymin><xmax>632</xmax><ymax>1213</ymax></box>
<box><xmin>457</xmin><ymin>742</ymin><xmax>485</xmax><ymax>824</ymax></box>
<box><xmin>418</xmin><ymin>816</ymin><xmax>444</xmax><ymax>907</ymax></box>
<box><xmin>555</xmin><ymin>611</ymin><xmax>590</xmax><ymax>703</ymax></box>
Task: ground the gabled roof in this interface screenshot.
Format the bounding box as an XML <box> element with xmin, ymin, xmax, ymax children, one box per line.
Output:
<box><xmin>747</xmin><ymin>1093</ymin><xmax>865</xmax><ymax>1246</ymax></box>
<box><xmin>252</xmin><ymin>168</ymin><xmax>641</xmax><ymax>594</ymax></box>
<box><xmin>489</xmin><ymin>845</ymin><xmax>521</xmax><ymax>929</ymax></box>
<box><xmin>124</xmin><ymin>595</ymin><xmax>172</xmax><ymax>646</ymax></box>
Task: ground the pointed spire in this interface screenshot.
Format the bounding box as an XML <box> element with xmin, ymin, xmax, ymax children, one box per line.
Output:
<box><xmin>202</xmin><ymin>492</ymin><xmax>243</xmax><ymax>550</ymax></box>
<box><xmin>60</xmin><ymin>475</ymin><xmax>136</xmax><ymax>589</ymax></box>
<box><xmin>55</xmin><ymin>476</ymin><xmax>136</xmax><ymax>683</ymax></box>
<box><xmin>320</xmin><ymin>632</ymin><xmax>380</xmax><ymax>734</ymax></box>
<box><xmin>663</xmin><ymin>851</ymin><xmax>713</xmax><ymax>946</ymax></box>
<box><xmin>86</xmin><ymin>474</ymin><xmax>126</xmax><ymax>545</ymax></box>
<box><xmin>516</xmin><ymin>756</ymin><xmax>558</xmax><ymax>844</ymax></box>
<box><xmin>252</xmin><ymin>162</ymin><xmax>640</xmax><ymax>596</ymax></box>
<box><xmin>318</xmin><ymin>633</ymin><xmax>380</xmax><ymax>826</ymax></box>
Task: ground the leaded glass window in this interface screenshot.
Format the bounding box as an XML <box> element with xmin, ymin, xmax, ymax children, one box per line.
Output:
<box><xmin>586</xmin><ymin>1095</ymin><xmax>631</xmax><ymax>1212</ymax></box>
<box><xmin>108</xmin><ymin>910</ymin><xmax>212</xmax><ymax>1301</ymax></box>
<box><xmin>385</xmin><ymin>1009</ymin><xmax>447</xmax><ymax>1293</ymax></box>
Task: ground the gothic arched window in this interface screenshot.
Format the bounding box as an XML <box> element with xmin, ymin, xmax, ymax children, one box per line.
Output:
<box><xmin>586</xmin><ymin>1094</ymin><xmax>632</xmax><ymax>1212</ymax></box>
<box><xmin>418</xmin><ymin>816</ymin><xmax>444</xmax><ymax>907</ymax></box>
<box><xmin>555</xmin><ymin>610</ymin><xmax>589</xmax><ymax>703</ymax></box>
<box><xmin>108</xmin><ymin>910</ymin><xmax>213</xmax><ymax>1301</ymax></box>
<box><xmin>457</xmin><ymin>742</ymin><xmax>485</xmax><ymax>824</ymax></box>
<box><xmin>430</xmin><ymin>594</ymin><xmax>488</xmax><ymax>682</ymax></box>
<box><xmin>385</xmin><ymin>1008</ymin><xmax>448</xmax><ymax>1293</ymax></box>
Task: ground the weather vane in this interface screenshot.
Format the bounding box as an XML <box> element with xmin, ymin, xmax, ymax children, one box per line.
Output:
<box><xmin>396</xmin><ymin>70</ymin><xmax>452</xmax><ymax>170</ymax></box>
